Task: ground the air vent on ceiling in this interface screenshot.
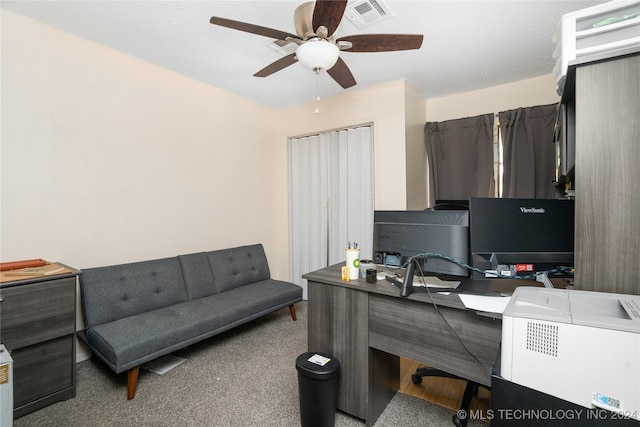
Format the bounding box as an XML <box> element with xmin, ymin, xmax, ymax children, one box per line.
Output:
<box><xmin>344</xmin><ymin>0</ymin><xmax>394</xmax><ymax>29</ymax></box>
<box><xmin>266</xmin><ymin>39</ymin><xmax>299</xmax><ymax>56</ymax></box>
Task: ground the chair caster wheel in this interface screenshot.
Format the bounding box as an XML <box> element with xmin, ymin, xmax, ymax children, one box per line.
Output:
<box><xmin>452</xmin><ymin>414</ymin><xmax>468</xmax><ymax>427</ymax></box>
<box><xmin>411</xmin><ymin>374</ymin><xmax>422</xmax><ymax>384</ymax></box>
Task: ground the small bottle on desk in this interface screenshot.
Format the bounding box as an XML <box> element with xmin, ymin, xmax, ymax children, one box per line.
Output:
<box><xmin>341</xmin><ymin>265</ymin><xmax>350</xmax><ymax>281</ymax></box>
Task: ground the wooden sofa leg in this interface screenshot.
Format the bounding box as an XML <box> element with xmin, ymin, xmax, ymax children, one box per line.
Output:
<box><xmin>289</xmin><ymin>304</ymin><xmax>297</xmax><ymax>321</ymax></box>
<box><xmin>127</xmin><ymin>367</ymin><xmax>139</xmax><ymax>400</ymax></box>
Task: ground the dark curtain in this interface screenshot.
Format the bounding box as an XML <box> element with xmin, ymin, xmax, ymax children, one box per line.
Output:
<box><xmin>500</xmin><ymin>103</ymin><xmax>558</xmax><ymax>199</ymax></box>
<box><xmin>425</xmin><ymin>113</ymin><xmax>494</xmax><ymax>204</ymax></box>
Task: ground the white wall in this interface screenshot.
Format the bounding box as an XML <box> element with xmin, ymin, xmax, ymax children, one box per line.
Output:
<box><xmin>1</xmin><ymin>11</ymin><xmax>285</xmax><ymax>275</ymax></box>
<box><xmin>404</xmin><ymin>82</ymin><xmax>429</xmax><ymax>210</ymax></box>
<box><xmin>426</xmin><ymin>74</ymin><xmax>561</xmax><ymax>122</ymax></box>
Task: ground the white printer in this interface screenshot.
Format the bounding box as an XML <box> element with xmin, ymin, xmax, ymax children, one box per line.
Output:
<box><xmin>501</xmin><ymin>287</ymin><xmax>640</xmax><ymax>419</ymax></box>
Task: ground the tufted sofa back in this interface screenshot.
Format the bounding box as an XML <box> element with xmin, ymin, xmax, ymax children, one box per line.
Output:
<box><xmin>207</xmin><ymin>244</ymin><xmax>271</xmax><ymax>293</ymax></box>
<box><xmin>81</xmin><ymin>257</ymin><xmax>188</xmax><ymax>328</ymax></box>
<box><xmin>177</xmin><ymin>251</ymin><xmax>215</xmax><ymax>299</ymax></box>
<box><xmin>80</xmin><ymin>244</ymin><xmax>274</xmax><ymax>329</ymax></box>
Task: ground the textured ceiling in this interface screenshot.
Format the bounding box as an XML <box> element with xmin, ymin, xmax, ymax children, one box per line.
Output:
<box><xmin>1</xmin><ymin>0</ymin><xmax>608</xmax><ymax>108</ymax></box>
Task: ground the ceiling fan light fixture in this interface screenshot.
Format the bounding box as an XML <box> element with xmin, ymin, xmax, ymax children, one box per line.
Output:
<box><xmin>296</xmin><ymin>39</ymin><xmax>339</xmax><ymax>73</ymax></box>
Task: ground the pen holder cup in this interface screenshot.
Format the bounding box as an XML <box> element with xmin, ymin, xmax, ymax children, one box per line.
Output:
<box><xmin>345</xmin><ymin>249</ymin><xmax>360</xmax><ymax>281</ymax></box>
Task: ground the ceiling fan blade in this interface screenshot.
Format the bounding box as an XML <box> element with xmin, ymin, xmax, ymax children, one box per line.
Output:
<box><xmin>327</xmin><ymin>57</ymin><xmax>356</xmax><ymax>89</ymax></box>
<box><xmin>254</xmin><ymin>53</ymin><xmax>298</xmax><ymax>78</ymax></box>
<box><xmin>210</xmin><ymin>16</ymin><xmax>301</xmax><ymax>41</ymax></box>
<box><xmin>312</xmin><ymin>0</ymin><xmax>348</xmax><ymax>37</ymax></box>
<box><xmin>336</xmin><ymin>34</ymin><xmax>424</xmax><ymax>52</ymax></box>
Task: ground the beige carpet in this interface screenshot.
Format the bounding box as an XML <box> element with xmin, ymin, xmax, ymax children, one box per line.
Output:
<box><xmin>13</xmin><ymin>302</ymin><xmax>481</xmax><ymax>427</ymax></box>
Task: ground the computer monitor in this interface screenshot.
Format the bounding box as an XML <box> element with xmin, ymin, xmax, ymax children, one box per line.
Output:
<box><xmin>434</xmin><ymin>199</ymin><xmax>469</xmax><ymax>210</ymax></box>
<box><xmin>373</xmin><ymin>210</ymin><xmax>470</xmax><ymax>278</ymax></box>
<box><xmin>469</xmin><ymin>197</ymin><xmax>575</xmax><ymax>279</ymax></box>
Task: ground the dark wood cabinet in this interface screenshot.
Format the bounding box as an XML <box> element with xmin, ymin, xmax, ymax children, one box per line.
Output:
<box><xmin>572</xmin><ymin>53</ymin><xmax>640</xmax><ymax>295</ymax></box>
<box><xmin>0</xmin><ymin>269</ymin><xmax>79</xmax><ymax>418</ymax></box>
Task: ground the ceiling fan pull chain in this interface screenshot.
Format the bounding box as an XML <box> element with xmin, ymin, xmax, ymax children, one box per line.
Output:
<box><xmin>315</xmin><ymin>71</ymin><xmax>321</xmax><ymax>114</ymax></box>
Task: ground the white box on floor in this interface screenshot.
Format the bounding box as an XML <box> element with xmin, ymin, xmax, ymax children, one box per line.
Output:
<box><xmin>501</xmin><ymin>287</ymin><xmax>640</xmax><ymax>419</ymax></box>
<box><xmin>0</xmin><ymin>345</ymin><xmax>13</xmax><ymax>427</ymax></box>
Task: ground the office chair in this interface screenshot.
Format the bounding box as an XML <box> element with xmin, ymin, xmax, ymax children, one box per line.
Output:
<box><xmin>411</xmin><ymin>367</ymin><xmax>490</xmax><ymax>427</ymax></box>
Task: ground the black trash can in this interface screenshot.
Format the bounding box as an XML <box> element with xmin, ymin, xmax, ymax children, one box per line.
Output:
<box><xmin>296</xmin><ymin>351</ymin><xmax>340</xmax><ymax>427</ymax></box>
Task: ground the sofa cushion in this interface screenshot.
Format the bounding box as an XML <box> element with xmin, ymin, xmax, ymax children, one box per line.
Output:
<box><xmin>81</xmin><ymin>257</ymin><xmax>188</xmax><ymax>328</ymax></box>
<box><xmin>207</xmin><ymin>244</ymin><xmax>271</xmax><ymax>293</ymax></box>
<box><xmin>178</xmin><ymin>252</ymin><xmax>215</xmax><ymax>299</ymax></box>
<box><xmin>85</xmin><ymin>298</ymin><xmax>232</xmax><ymax>373</ymax></box>
<box><xmin>199</xmin><ymin>279</ymin><xmax>302</xmax><ymax>320</ymax></box>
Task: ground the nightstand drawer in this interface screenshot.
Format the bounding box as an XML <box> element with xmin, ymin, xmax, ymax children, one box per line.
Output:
<box><xmin>0</xmin><ymin>277</ymin><xmax>76</xmax><ymax>350</ymax></box>
<box><xmin>12</xmin><ymin>335</ymin><xmax>74</xmax><ymax>408</ymax></box>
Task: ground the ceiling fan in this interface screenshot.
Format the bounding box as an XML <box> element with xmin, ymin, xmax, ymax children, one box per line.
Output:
<box><xmin>210</xmin><ymin>0</ymin><xmax>423</xmax><ymax>89</ymax></box>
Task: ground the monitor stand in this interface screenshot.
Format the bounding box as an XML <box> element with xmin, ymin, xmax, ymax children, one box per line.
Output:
<box><xmin>536</xmin><ymin>273</ymin><xmax>555</xmax><ymax>288</ymax></box>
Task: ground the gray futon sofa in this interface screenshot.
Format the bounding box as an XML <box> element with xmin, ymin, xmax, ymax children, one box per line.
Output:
<box><xmin>78</xmin><ymin>244</ymin><xmax>302</xmax><ymax>399</ymax></box>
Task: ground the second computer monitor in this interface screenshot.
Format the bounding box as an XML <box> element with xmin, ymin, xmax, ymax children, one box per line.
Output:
<box><xmin>373</xmin><ymin>209</ymin><xmax>470</xmax><ymax>277</ymax></box>
<box><xmin>469</xmin><ymin>197</ymin><xmax>575</xmax><ymax>278</ymax></box>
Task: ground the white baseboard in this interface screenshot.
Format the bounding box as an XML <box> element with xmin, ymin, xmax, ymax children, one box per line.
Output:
<box><xmin>76</xmin><ymin>338</ymin><xmax>91</xmax><ymax>363</ymax></box>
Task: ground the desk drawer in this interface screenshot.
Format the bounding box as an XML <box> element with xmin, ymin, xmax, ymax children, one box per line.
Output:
<box><xmin>369</xmin><ymin>294</ymin><xmax>501</xmax><ymax>387</ymax></box>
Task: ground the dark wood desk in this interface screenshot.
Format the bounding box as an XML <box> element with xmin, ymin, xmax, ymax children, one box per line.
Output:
<box><xmin>303</xmin><ymin>264</ymin><xmax>502</xmax><ymax>425</ymax></box>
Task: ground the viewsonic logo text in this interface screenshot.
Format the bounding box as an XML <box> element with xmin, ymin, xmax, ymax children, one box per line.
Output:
<box><xmin>520</xmin><ymin>207</ymin><xmax>545</xmax><ymax>214</ymax></box>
